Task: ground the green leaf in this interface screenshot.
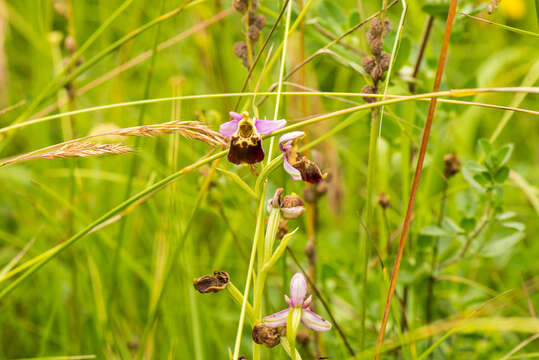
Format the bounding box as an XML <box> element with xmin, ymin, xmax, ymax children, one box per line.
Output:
<box><xmin>442</xmin><ymin>217</ymin><xmax>464</xmax><ymax>234</ymax></box>
<box><xmin>422</xmin><ymin>0</ymin><xmax>450</xmax><ymax>17</ymax></box>
<box><xmin>494</xmin><ymin>166</ymin><xmax>510</xmax><ymax>183</ymax></box>
<box><xmin>497</xmin><ymin>211</ymin><xmax>517</xmax><ymax>221</ymax></box>
<box><xmin>479</xmin><ymin>138</ymin><xmax>492</xmax><ymax>156</ymax></box>
<box><xmin>463</xmin><ymin>159</ymin><xmax>487</xmax><ymax>173</ymax></box>
<box><xmin>493</xmin><ymin>144</ymin><xmax>513</xmax><ymax>168</ymax></box>
<box><xmin>481</xmin><ymin>232</ymin><xmax>525</xmax><ymax>257</ymax></box>
<box><xmin>460</xmin><ymin>217</ymin><xmax>477</xmax><ymax>232</ymax></box>
<box><xmin>420</xmin><ymin>226</ymin><xmax>448</xmax><ymax>237</ymax></box>
<box><xmin>473</xmin><ymin>172</ymin><xmax>491</xmax><ymax>187</ymax></box>
<box><xmin>348</xmin><ymin>11</ymin><xmax>360</xmax><ymax>28</ymax></box>
<box><xmin>501</xmin><ymin>222</ymin><xmax>525</xmax><ymax>232</ymax></box>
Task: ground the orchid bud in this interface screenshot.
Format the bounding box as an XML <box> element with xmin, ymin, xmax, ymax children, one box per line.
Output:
<box><xmin>280</xmin><ymin>194</ymin><xmax>305</xmax><ymax>219</ymax></box>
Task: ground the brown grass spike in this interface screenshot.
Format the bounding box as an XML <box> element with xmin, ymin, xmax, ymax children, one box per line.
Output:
<box><xmin>374</xmin><ymin>0</ymin><xmax>459</xmax><ymax>357</ymax></box>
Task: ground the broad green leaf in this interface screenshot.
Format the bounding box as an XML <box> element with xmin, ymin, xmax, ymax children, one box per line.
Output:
<box><xmin>479</xmin><ymin>138</ymin><xmax>492</xmax><ymax>156</ymax></box>
<box><xmin>460</xmin><ymin>217</ymin><xmax>477</xmax><ymax>232</ymax></box>
<box><xmin>494</xmin><ymin>166</ymin><xmax>510</xmax><ymax>183</ymax></box>
<box><xmin>420</xmin><ymin>225</ymin><xmax>448</xmax><ymax>237</ymax></box>
<box><xmin>493</xmin><ymin>144</ymin><xmax>513</xmax><ymax>168</ymax></box>
<box><xmin>481</xmin><ymin>232</ymin><xmax>525</xmax><ymax>257</ymax></box>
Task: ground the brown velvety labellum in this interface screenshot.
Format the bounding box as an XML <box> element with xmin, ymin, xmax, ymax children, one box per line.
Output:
<box><xmin>228</xmin><ymin>135</ymin><xmax>265</xmax><ymax>165</ymax></box>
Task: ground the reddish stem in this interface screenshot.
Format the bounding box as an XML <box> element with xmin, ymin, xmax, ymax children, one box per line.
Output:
<box><xmin>374</xmin><ymin>0</ymin><xmax>459</xmax><ymax>357</ymax></box>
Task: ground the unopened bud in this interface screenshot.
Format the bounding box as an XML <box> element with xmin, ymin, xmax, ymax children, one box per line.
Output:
<box><xmin>280</xmin><ymin>194</ymin><xmax>305</xmax><ymax>219</ymax></box>
<box><xmin>252</xmin><ymin>323</ymin><xmax>282</xmax><ymax>348</ymax></box>
<box><xmin>193</xmin><ymin>271</ymin><xmax>229</xmax><ymax>293</ymax></box>
<box><xmin>443</xmin><ymin>153</ymin><xmax>460</xmax><ymax>178</ymax></box>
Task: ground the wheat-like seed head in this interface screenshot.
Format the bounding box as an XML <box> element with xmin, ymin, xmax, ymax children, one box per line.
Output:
<box><xmin>27</xmin><ymin>142</ymin><xmax>133</xmax><ymax>160</ymax></box>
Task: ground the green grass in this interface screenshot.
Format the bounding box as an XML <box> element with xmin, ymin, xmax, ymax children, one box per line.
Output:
<box><xmin>0</xmin><ymin>0</ymin><xmax>538</xmax><ymax>359</ymax></box>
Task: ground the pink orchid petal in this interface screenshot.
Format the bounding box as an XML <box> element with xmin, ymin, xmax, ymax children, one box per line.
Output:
<box><xmin>229</xmin><ymin>111</ymin><xmax>244</xmax><ymax>121</ymax></box>
<box><xmin>219</xmin><ymin>119</ymin><xmax>239</xmax><ymax>137</ymax></box>
<box><xmin>278</xmin><ymin>131</ymin><xmax>305</xmax><ymax>152</ymax></box>
<box><xmin>263</xmin><ymin>308</ymin><xmax>290</xmax><ymax>328</ymax></box>
<box><xmin>255</xmin><ymin>119</ymin><xmax>287</xmax><ymax>135</ymax></box>
<box><xmin>285</xmin><ymin>295</ymin><xmax>292</xmax><ymax>307</ymax></box>
<box><xmin>289</xmin><ymin>272</ymin><xmax>307</xmax><ymax>307</ymax></box>
<box><xmin>283</xmin><ymin>157</ymin><xmax>302</xmax><ymax>181</ymax></box>
<box><xmin>303</xmin><ymin>295</ymin><xmax>312</xmax><ymax>309</ymax></box>
<box><xmin>301</xmin><ymin>309</ymin><xmax>332</xmax><ymax>332</ymax></box>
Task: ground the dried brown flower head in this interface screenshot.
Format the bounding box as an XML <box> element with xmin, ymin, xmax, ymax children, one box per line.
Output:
<box><xmin>252</xmin><ymin>323</ymin><xmax>282</xmax><ymax>348</ymax></box>
<box><xmin>369</xmin><ymin>18</ymin><xmax>383</xmax><ymax>37</ymax></box>
<box><xmin>233</xmin><ymin>41</ymin><xmax>249</xmax><ymax>68</ymax></box>
<box><xmin>248</xmin><ymin>25</ymin><xmax>260</xmax><ymax>42</ymax></box>
<box><xmin>362</xmin><ymin>56</ymin><xmax>377</xmax><ymax>74</ymax></box>
<box><xmin>193</xmin><ymin>271</ymin><xmax>229</xmax><ymax>293</ymax></box>
<box><xmin>378</xmin><ymin>192</ymin><xmax>391</xmax><ymax>209</ymax></box>
<box><xmin>370</xmin><ymin>38</ymin><xmax>383</xmax><ymax>56</ymax></box>
<box><xmin>361</xmin><ymin>85</ymin><xmax>377</xmax><ymax>103</ymax></box>
<box><xmin>276</xmin><ymin>218</ymin><xmax>289</xmax><ymax>239</ymax></box>
<box><xmin>251</xmin><ymin>13</ymin><xmax>266</xmax><ymax>30</ymax></box>
<box><xmin>280</xmin><ymin>194</ymin><xmax>305</xmax><ymax>219</ymax></box>
<box><xmin>443</xmin><ymin>153</ymin><xmax>461</xmax><ymax>178</ymax></box>
<box><xmin>233</xmin><ymin>0</ymin><xmax>248</xmax><ymax>13</ymax></box>
<box><xmin>379</xmin><ymin>52</ymin><xmax>391</xmax><ymax>71</ymax></box>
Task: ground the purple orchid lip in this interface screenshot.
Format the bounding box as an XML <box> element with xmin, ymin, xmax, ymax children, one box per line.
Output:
<box><xmin>279</xmin><ymin>131</ymin><xmax>305</xmax><ymax>152</ymax></box>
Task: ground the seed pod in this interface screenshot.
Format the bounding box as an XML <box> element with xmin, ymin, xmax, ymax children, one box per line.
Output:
<box><xmin>377</xmin><ymin>192</ymin><xmax>391</xmax><ymax>209</ymax></box>
<box><xmin>233</xmin><ymin>41</ymin><xmax>248</xmax><ymax>58</ymax></box>
<box><xmin>193</xmin><ymin>271</ymin><xmax>229</xmax><ymax>293</ymax></box>
<box><xmin>361</xmin><ymin>85</ymin><xmax>377</xmax><ymax>103</ymax></box>
<box><xmin>252</xmin><ymin>13</ymin><xmax>266</xmax><ymax>29</ymax></box>
<box><xmin>443</xmin><ymin>153</ymin><xmax>461</xmax><ymax>178</ymax></box>
<box><xmin>233</xmin><ymin>0</ymin><xmax>248</xmax><ymax>13</ymax></box>
<box><xmin>362</xmin><ymin>56</ymin><xmax>377</xmax><ymax>74</ymax></box>
<box><xmin>252</xmin><ymin>323</ymin><xmax>281</xmax><ymax>348</ymax></box>
<box><xmin>370</xmin><ymin>38</ymin><xmax>383</xmax><ymax>56</ymax></box>
<box><xmin>248</xmin><ymin>25</ymin><xmax>260</xmax><ymax>42</ymax></box>
<box><xmin>369</xmin><ymin>18</ymin><xmax>383</xmax><ymax>37</ymax></box>
<box><xmin>370</xmin><ymin>65</ymin><xmax>383</xmax><ymax>82</ymax></box>
<box><xmin>379</xmin><ymin>53</ymin><xmax>391</xmax><ymax>71</ymax></box>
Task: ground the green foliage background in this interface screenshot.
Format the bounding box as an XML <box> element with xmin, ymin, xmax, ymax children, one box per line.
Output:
<box><xmin>0</xmin><ymin>0</ymin><xmax>538</xmax><ymax>358</ymax></box>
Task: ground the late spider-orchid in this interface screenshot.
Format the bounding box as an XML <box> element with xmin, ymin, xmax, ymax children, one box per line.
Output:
<box><xmin>263</xmin><ymin>272</ymin><xmax>331</xmax><ymax>332</ymax></box>
<box><xmin>219</xmin><ymin>111</ymin><xmax>286</xmax><ymax>165</ymax></box>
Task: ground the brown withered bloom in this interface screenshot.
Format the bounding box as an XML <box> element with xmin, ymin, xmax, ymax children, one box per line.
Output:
<box><xmin>378</xmin><ymin>192</ymin><xmax>391</xmax><ymax>209</ymax></box>
<box><xmin>279</xmin><ymin>132</ymin><xmax>327</xmax><ymax>184</ymax></box>
<box><xmin>443</xmin><ymin>153</ymin><xmax>461</xmax><ymax>179</ymax></box>
<box><xmin>361</xmin><ymin>85</ymin><xmax>377</xmax><ymax>103</ymax></box>
<box><xmin>276</xmin><ymin>219</ymin><xmax>289</xmax><ymax>239</ymax></box>
<box><xmin>233</xmin><ymin>0</ymin><xmax>248</xmax><ymax>13</ymax></box>
<box><xmin>233</xmin><ymin>41</ymin><xmax>249</xmax><ymax>68</ymax></box>
<box><xmin>379</xmin><ymin>53</ymin><xmax>391</xmax><ymax>71</ymax></box>
<box><xmin>248</xmin><ymin>25</ymin><xmax>260</xmax><ymax>42</ymax></box>
<box><xmin>362</xmin><ymin>56</ymin><xmax>376</xmax><ymax>74</ymax></box>
<box><xmin>252</xmin><ymin>323</ymin><xmax>282</xmax><ymax>348</ymax></box>
<box><xmin>267</xmin><ymin>188</ymin><xmax>306</xmax><ymax>219</ymax></box>
<box><xmin>193</xmin><ymin>271</ymin><xmax>229</xmax><ymax>293</ymax></box>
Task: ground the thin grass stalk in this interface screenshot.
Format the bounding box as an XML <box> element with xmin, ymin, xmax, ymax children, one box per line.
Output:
<box><xmin>375</xmin><ymin>0</ymin><xmax>459</xmax><ymax>357</ymax></box>
<box><xmin>109</xmin><ymin>0</ymin><xmax>166</xmax><ymax>311</ymax></box>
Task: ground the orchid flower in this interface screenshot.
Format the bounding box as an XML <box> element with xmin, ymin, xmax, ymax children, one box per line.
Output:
<box><xmin>219</xmin><ymin>111</ymin><xmax>286</xmax><ymax>165</ymax></box>
<box><xmin>279</xmin><ymin>131</ymin><xmax>326</xmax><ymax>184</ymax></box>
<box><xmin>263</xmin><ymin>272</ymin><xmax>331</xmax><ymax>332</ymax></box>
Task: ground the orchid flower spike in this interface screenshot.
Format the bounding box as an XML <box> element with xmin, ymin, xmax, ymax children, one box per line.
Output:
<box><xmin>279</xmin><ymin>132</ymin><xmax>326</xmax><ymax>184</ymax></box>
<box><xmin>219</xmin><ymin>111</ymin><xmax>286</xmax><ymax>165</ymax></box>
<box><xmin>263</xmin><ymin>272</ymin><xmax>331</xmax><ymax>332</ymax></box>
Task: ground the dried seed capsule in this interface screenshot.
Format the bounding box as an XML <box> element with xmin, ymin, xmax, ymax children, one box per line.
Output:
<box><xmin>233</xmin><ymin>41</ymin><xmax>248</xmax><ymax>58</ymax></box>
<box><xmin>252</xmin><ymin>323</ymin><xmax>282</xmax><ymax>348</ymax></box>
<box><xmin>443</xmin><ymin>153</ymin><xmax>461</xmax><ymax>178</ymax></box>
<box><xmin>276</xmin><ymin>219</ymin><xmax>289</xmax><ymax>239</ymax></box>
<box><xmin>369</xmin><ymin>18</ymin><xmax>383</xmax><ymax>37</ymax></box>
<box><xmin>193</xmin><ymin>270</ymin><xmax>229</xmax><ymax>293</ymax></box>
<box><xmin>370</xmin><ymin>65</ymin><xmax>383</xmax><ymax>82</ymax></box>
<box><xmin>233</xmin><ymin>0</ymin><xmax>248</xmax><ymax>13</ymax></box>
<box><xmin>361</xmin><ymin>85</ymin><xmax>377</xmax><ymax>103</ymax></box>
<box><xmin>362</xmin><ymin>56</ymin><xmax>377</xmax><ymax>74</ymax></box>
<box><xmin>248</xmin><ymin>25</ymin><xmax>260</xmax><ymax>42</ymax></box>
<box><xmin>252</xmin><ymin>13</ymin><xmax>266</xmax><ymax>29</ymax></box>
<box><xmin>370</xmin><ymin>38</ymin><xmax>383</xmax><ymax>56</ymax></box>
<box><xmin>379</xmin><ymin>53</ymin><xmax>391</xmax><ymax>71</ymax></box>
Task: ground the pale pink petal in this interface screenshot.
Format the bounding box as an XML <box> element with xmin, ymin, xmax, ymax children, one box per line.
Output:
<box><xmin>301</xmin><ymin>309</ymin><xmax>332</xmax><ymax>332</ymax></box>
<box><xmin>278</xmin><ymin>131</ymin><xmax>304</xmax><ymax>152</ymax></box>
<box><xmin>229</xmin><ymin>111</ymin><xmax>244</xmax><ymax>121</ymax></box>
<box><xmin>255</xmin><ymin>119</ymin><xmax>287</xmax><ymax>135</ymax></box>
<box><xmin>289</xmin><ymin>272</ymin><xmax>307</xmax><ymax>307</ymax></box>
<box><xmin>219</xmin><ymin>119</ymin><xmax>239</xmax><ymax>137</ymax></box>
<box><xmin>283</xmin><ymin>157</ymin><xmax>302</xmax><ymax>181</ymax></box>
<box><xmin>303</xmin><ymin>295</ymin><xmax>312</xmax><ymax>309</ymax></box>
<box><xmin>263</xmin><ymin>308</ymin><xmax>290</xmax><ymax>328</ymax></box>
<box><xmin>285</xmin><ymin>295</ymin><xmax>292</xmax><ymax>307</ymax></box>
